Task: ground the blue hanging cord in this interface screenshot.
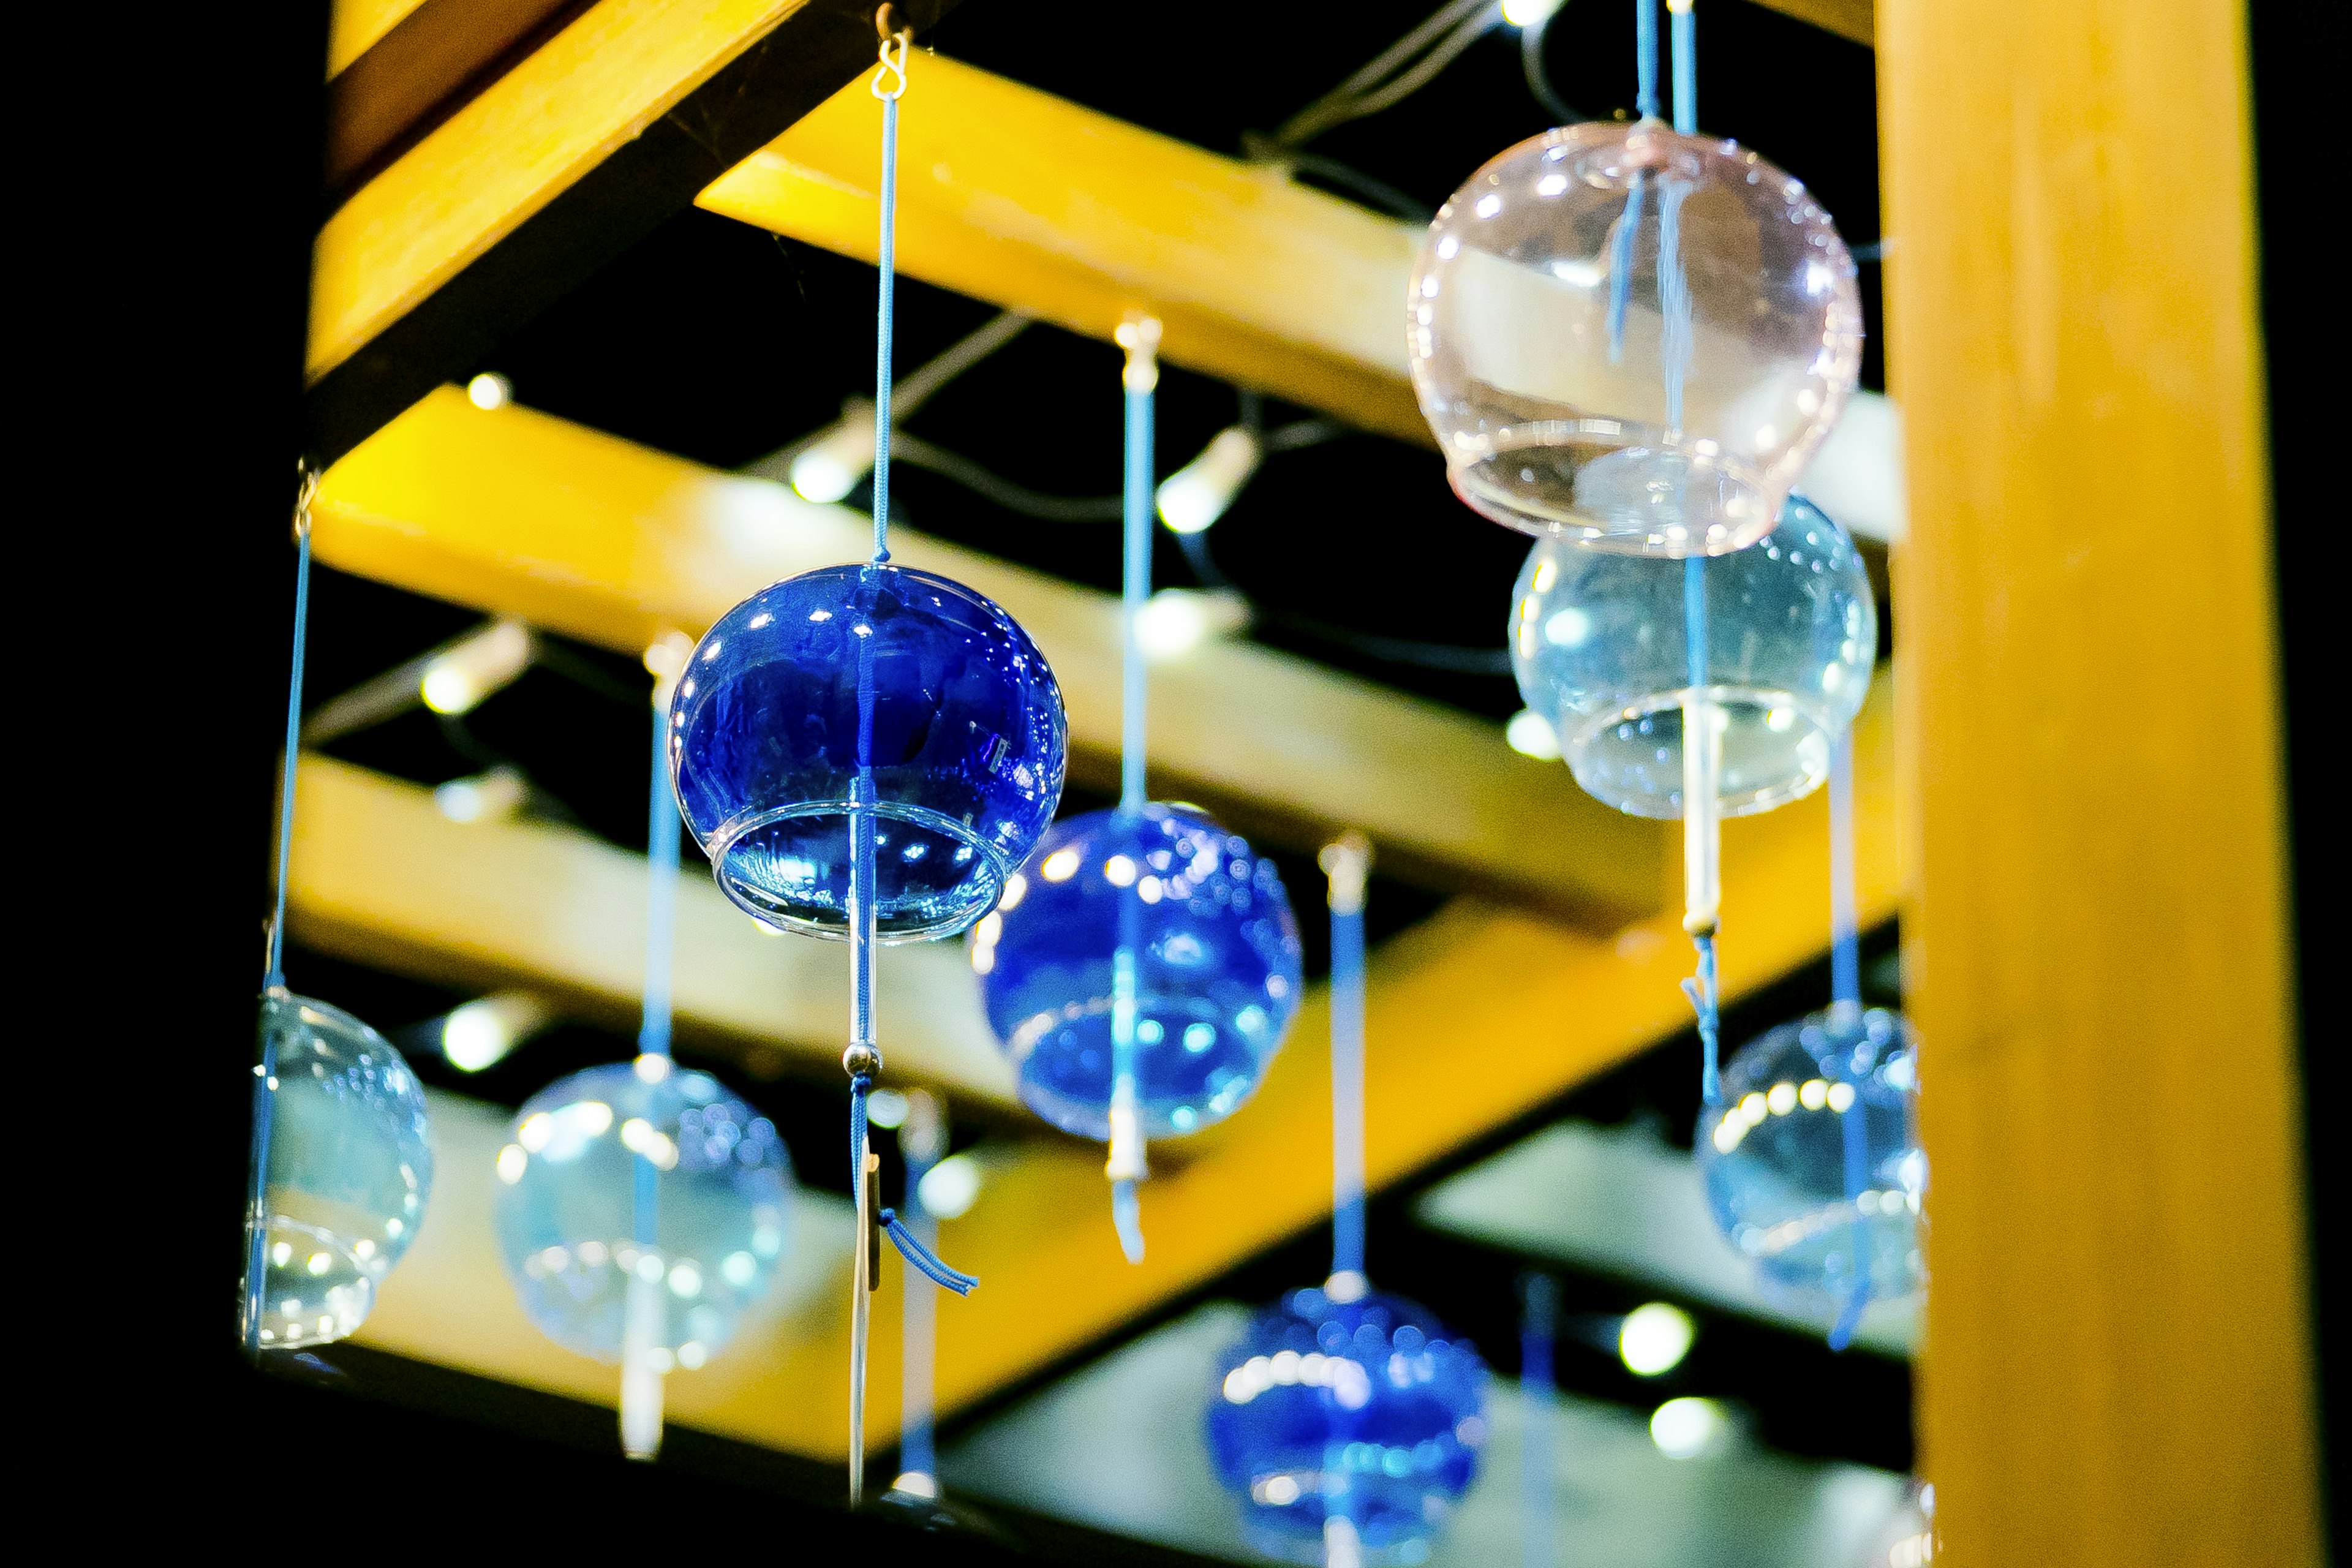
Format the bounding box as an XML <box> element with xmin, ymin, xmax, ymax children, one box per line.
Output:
<box><xmin>896</xmin><ymin>1099</ymin><xmax>942</xmax><ymax>1488</ymax></box>
<box><xmin>1635</xmin><ymin>0</ymin><xmax>1660</xmax><ymax>120</ymax></box>
<box><xmin>1825</xmin><ymin>727</ymin><xmax>1872</xmax><ymax>1351</ymax></box>
<box><xmin>1669</xmin><ymin>0</ymin><xmax>1696</xmax><ymax>133</ymax></box>
<box><xmin>247</xmin><ymin>466</ymin><xmax>318</xmax><ymax>1354</ymax></box>
<box><xmin>1519</xmin><ymin>1272</ymin><xmax>1558</xmax><ymax>1568</ymax></box>
<box><xmin>1322</xmin><ymin>834</ymin><xmax>1371</xmax><ymax>1285</ymax></box>
<box><xmin>869</xmin><ymin>33</ymin><xmax>906</xmax><ymax>567</ymax></box>
<box><xmin>1106</xmin><ymin>318</ymin><xmax>1161</xmax><ymax>1267</ymax></box>
<box><xmin>633</xmin><ymin>687</ymin><xmax>679</xmax><ymax>1278</ymax></box>
<box><xmin>1607</xmin><ymin>1</ymin><xmax>1662</xmax><ymax>366</ymax></box>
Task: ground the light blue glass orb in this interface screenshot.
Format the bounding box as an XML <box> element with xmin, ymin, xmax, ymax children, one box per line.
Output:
<box><xmin>1697</xmin><ymin>1006</ymin><xmax>1925</xmax><ymax>1304</ymax></box>
<box><xmin>971</xmin><ymin>805</ymin><xmax>1303</xmax><ymax>1141</ymax></box>
<box><xmin>492</xmin><ymin>1062</ymin><xmax>794</xmax><ymax>1367</ymax></box>
<box><xmin>1205</xmin><ymin>1284</ymin><xmax>1489</xmax><ymax>1567</ymax></box>
<box><xmin>1510</xmin><ymin>495</ymin><xmax>1875</xmax><ymax>817</ymax></box>
<box><xmin>247</xmin><ymin>989</ymin><xmax>434</xmax><ymax>1350</ymax></box>
<box><xmin>669</xmin><ymin>563</ymin><xmax>1067</xmax><ymax>941</ymax></box>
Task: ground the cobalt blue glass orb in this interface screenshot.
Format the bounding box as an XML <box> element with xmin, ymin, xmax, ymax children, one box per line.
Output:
<box><xmin>970</xmin><ymin>805</ymin><xmax>1303</xmax><ymax>1141</ymax></box>
<box><xmin>1206</xmin><ymin>1284</ymin><xmax>1489</xmax><ymax>1566</ymax></box>
<box><xmin>1510</xmin><ymin>494</ymin><xmax>1875</xmax><ymax>818</ymax></box>
<box><xmin>669</xmin><ymin>564</ymin><xmax>1066</xmax><ymax>942</ymax></box>
<box><xmin>492</xmin><ymin>1061</ymin><xmax>795</xmax><ymax>1368</ymax></box>
<box><xmin>1697</xmin><ymin>1006</ymin><xmax>1925</xmax><ymax>1305</ymax></box>
<box><xmin>247</xmin><ymin>989</ymin><xmax>434</xmax><ymax>1350</ymax></box>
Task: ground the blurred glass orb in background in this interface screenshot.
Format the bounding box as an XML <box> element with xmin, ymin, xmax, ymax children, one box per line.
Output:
<box><xmin>1409</xmin><ymin>121</ymin><xmax>1862</xmax><ymax>554</ymax></box>
<box><xmin>1697</xmin><ymin>1006</ymin><xmax>1924</xmax><ymax>1306</ymax></box>
<box><xmin>1510</xmin><ymin>495</ymin><xmax>1875</xmax><ymax>818</ymax></box>
<box><xmin>493</xmin><ymin>1061</ymin><xmax>794</xmax><ymax>1368</ymax></box>
<box><xmin>1205</xmin><ymin>1283</ymin><xmax>1488</xmax><ymax>1567</ymax></box>
<box><xmin>247</xmin><ymin>989</ymin><xmax>434</xmax><ymax>1349</ymax></box>
<box><xmin>669</xmin><ymin>563</ymin><xmax>1066</xmax><ymax>942</ymax></box>
<box><xmin>973</xmin><ymin>805</ymin><xmax>1303</xmax><ymax>1141</ymax></box>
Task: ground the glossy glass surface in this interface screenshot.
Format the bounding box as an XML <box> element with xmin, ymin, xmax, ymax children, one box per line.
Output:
<box><xmin>1697</xmin><ymin>1006</ymin><xmax>1925</xmax><ymax>1305</ymax></box>
<box><xmin>247</xmin><ymin>989</ymin><xmax>434</xmax><ymax>1349</ymax></box>
<box><xmin>972</xmin><ymin>805</ymin><xmax>1303</xmax><ymax>1141</ymax></box>
<box><xmin>1511</xmin><ymin>496</ymin><xmax>1874</xmax><ymax>817</ymax></box>
<box><xmin>492</xmin><ymin>1063</ymin><xmax>794</xmax><ymax>1366</ymax></box>
<box><xmin>1410</xmin><ymin>123</ymin><xmax>1863</xmax><ymax>554</ymax></box>
<box><xmin>1205</xmin><ymin>1284</ymin><xmax>1488</xmax><ymax>1567</ymax></box>
<box><xmin>669</xmin><ymin>564</ymin><xmax>1067</xmax><ymax>941</ymax></box>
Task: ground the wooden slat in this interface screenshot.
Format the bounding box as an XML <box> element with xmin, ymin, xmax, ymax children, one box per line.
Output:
<box><xmin>315</xmin><ymin>387</ymin><xmax>1667</xmax><ymax>923</ymax></box>
<box><xmin>328</xmin><ymin>0</ymin><xmax>433</xmax><ymax>78</ymax></box>
<box><xmin>698</xmin><ymin>52</ymin><xmax>1433</xmax><ymax>443</ymax></box>
<box><xmin>323</xmin><ymin>0</ymin><xmax>584</xmax><ymax>193</ymax></box>
<box><xmin>1880</xmin><ymin>0</ymin><xmax>2322</xmax><ymax>1559</ymax></box>
<box><xmin>303</xmin><ymin>0</ymin><xmax>959</xmax><ymax>466</ymax></box>
<box><xmin>289</xmin><ymin>754</ymin><xmax>1020</xmax><ymax>1107</ymax></box>
<box><xmin>355</xmin><ymin>680</ymin><xmax>1902</xmax><ymax>1456</ymax></box>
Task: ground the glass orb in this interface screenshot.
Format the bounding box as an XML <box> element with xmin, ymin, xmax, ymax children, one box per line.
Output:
<box><xmin>1696</xmin><ymin>1006</ymin><xmax>1925</xmax><ymax>1305</ymax></box>
<box><xmin>1409</xmin><ymin>122</ymin><xmax>1863</xmax><ymax>554</ymax></box>
<box><xmin>669</xmin><ymin>563</ymin><xmax>1066</xmax><ymax>942</ymax></box>
<box><xmin>492</xmin><ymin>1062</ymin><xmax>795</xmax><ymax>1366</ymax></box>
<box><xmin>1510</xmin><ymin>495</ymin><xmax>1874</xmax><ymax>818</ymax></box>
<box><xmin>1205</xmin><ymin>1284</ymin><xmax>1488</xmax><ymax>1567</ymax></box>
<box><xmin>247</xmin><ymin>989</ymin><xmax>434</xmax><ymax>1349</ymax></box>
<box><xmin>971</xmin><ymin>805</ymin><xmax>1303</xmax><ymax>1141</ymax></box>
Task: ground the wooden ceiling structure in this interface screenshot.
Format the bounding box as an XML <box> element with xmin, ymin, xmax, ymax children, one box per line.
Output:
<box><xmin>299</xmin><ymin>2</ymin><xmax>2321</xmax><ymax>1563</ymax></box>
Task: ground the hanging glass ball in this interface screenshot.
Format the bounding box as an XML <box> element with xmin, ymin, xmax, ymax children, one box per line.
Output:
<box><xmin>1409</xmin><ymin>122</ymin><xmax>1863</xmax><ymax>554</ymax></box>
<box><xmin>1696</xmin><ymin>1006</ymin><xmax>1925</xmax><ymax>1306</ymax></box>
<box><xmin>247</xmin><ymin>989</ymin><xmax>434</xmax><ymax>1350</ymax></box>
<box><xmin>492</xmin><ymin>1061</ymin><xmax>795</xmax><ymax>1368</ymax></box>
<box><xmin>1205</xmin><ymin>1283</ymin><xmax>1489</xmax><ymax>1566</ymax></box>
<box><xmin>970</xmin><ymin>805</ymin><xmax>1303</xmax><ymax>1141</ymax></box>
<box><xmin>669</xmin><ymin>563</ymin><xmax>1066</xmax><ymax>941</ymax></box>
<box><xmin>1510</xmin><ymin>494</ymin><xmax>1874</xmax><ymax>817</ymax></box>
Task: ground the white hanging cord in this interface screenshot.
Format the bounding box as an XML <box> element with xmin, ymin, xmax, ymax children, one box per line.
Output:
<box><xmin>1321</xmin><ymin>832</ymin><xmax>1372</xmax><ymax>1297</ymax></box>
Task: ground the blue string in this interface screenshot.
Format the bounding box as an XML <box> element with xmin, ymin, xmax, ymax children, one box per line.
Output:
<box><xmin>883</xmin><ymin>1210</ymin><xmax>979</xmax><ymax>1295</ymax></box>
<box><xmin>1330</xmin><ymin>883</ymin><xmax>1366</xmax><ymax>1282</ymax></box>
<box><xmin>871</xmin><ymin>93</ymin><xmax>899</xmax><ymax>566</ymax></box>
<box><xmin>1520</xmin><ymin>1273</ymin><xmax>1558</xmax><ymax>1568</ymax></box>
<box><xmin>1107</xmin><ymin>331</ymin><xmax>1156</xmax><ymax>1266</ymax></box>
<box><xmin>1635</xmin><ymin>0</ymin><xmax>1659</xmax><ymax>120</ymax></box>
<box><xmin>899</xmin><ymin>1128</ymin><xmax>940</xmax><ymax>1483</ymax></box>
<box><xmin>1670</xmin><ymin>2</ymin><xmax>1697</xmax><ymax>134</ymax></box>
<box><xmin>248</xmin><ymin>492</ymin><xmax>314</xmax><ymax>1352</ymax></box>
<box><xmin>1826</xmin><ymin>728</ymin><xmax>1871</xmax><ymax>1351</ymax></box>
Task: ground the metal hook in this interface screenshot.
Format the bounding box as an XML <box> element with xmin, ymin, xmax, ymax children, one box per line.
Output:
<box><xmin>292</xmin><ymin>461</ymin><xmax>319</xmax><ymax>541</ymax></box>
<box><xmin>872</xmin><ymin>23</ymin><xmax>910</xmax><ymax>100</ymax></box>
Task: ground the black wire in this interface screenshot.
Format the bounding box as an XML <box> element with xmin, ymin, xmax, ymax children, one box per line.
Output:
<box><xmin>1280</xmin><ymin>151</ymin><xmax>1434</xmax><ymax>222</ymax></box>
<box><xmin>532</xmin><ymin>642</ymin><xmax>649</xmax><ymax>706</ymax></box>
<box><xmin>1523</xmin><ymin>7</ymin><xmax>1587</xmax><ymax>124</ymax></box>
<box><xmin>891</xmin><ymin>433</ymin><xmax>1124</xmax><ymax>522</ymax></box>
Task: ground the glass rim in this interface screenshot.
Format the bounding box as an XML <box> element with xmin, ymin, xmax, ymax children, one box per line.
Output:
<box><xmin>707</xmin><ymin>797</ymin><xmax>1011</xmax><ymax>945</ymax></box>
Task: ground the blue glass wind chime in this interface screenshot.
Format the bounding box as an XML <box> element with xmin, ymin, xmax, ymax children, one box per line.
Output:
<box><xmin>1205</xmin><ymin>837</ymin><xmax>1488</xmax><ymax>1568</ymax></box>
<box><xmin>970</xmin><ymin>314</ymin><xmax>1303</xmax><ymax>1262</ymax></box>
<box><xmin>489</xmin><ymin>635</ymin><xmax>798</xmax><ymax>1458</ymax></box>
<box><xmin>245</xmin><ymin>467</ymin><xmax>435</xmax><ymax>1355</ymax></box>
<box><xmin>666</xmin><ymin>21</ymin><xmax>1059</xmax><ymax>1502</ymax></box>
<box><xmin>1407</xmin><ymin>0</ymin><xmax>1917</xmax><ymax>1347</ymax></box>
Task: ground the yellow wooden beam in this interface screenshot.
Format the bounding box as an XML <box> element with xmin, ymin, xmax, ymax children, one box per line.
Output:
<box><xmin>697</xmin><ymin>52</ymin><xmax>1431</xmax><ymax>442</ymax></box>
<box><xmin>290</xmin><ymin>753</ymin><xmax>1020</xmax><ymax>1107</ymax></box>
<box><xmin>316</xmin><ymin>387</ymin><xmax>1664</xmax><ymax>923</ymax></box>
<box><xmin>352</xmin><ymin>680</ymin><xmax>1899</xmax><ymax>1458</ymax></box>
<box><xmin>308</xmin><ymin>0</ymin><xmax>806</xmax><ymax>385</ymax></box>
<box><xmin>1880</xmin><ymin>0</ymin><xmax>2321</xmax><ymax>1559</ymax></box>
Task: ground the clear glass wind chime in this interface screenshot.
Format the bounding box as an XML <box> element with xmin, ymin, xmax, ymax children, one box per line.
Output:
<box><xmin>973</xmin><ymin>315</ymin><xmax>1304</xmax><ymax>1263</ymax></box>
<box><xmin>246</xmin><ymin>467</ymin><xmax>435</xmax><ymax>1355</ymax></box>
<box><xmin>665</xmin><ymin>18</ymin><xmax>1065</xmax><ymax>1502</ymax></box>
<box><xmin>1205</xmin><ymin>837</ymin><xmax>1488</xmax><ymax>1568</ymax></box>
<box><xmin>489</xmin><ymin>636</ymin><xmax>797</xmax><ymax>1458</ymax></box>
<box><xmin>1695</xmin><ymin>729</ymin><xmax>1925</xmax><ymax>1346</ymax></box>
<box><xmin>1410</xmin><ymin>0</ymin><xmax>1868</xmax><ymax>1107</ymax></box>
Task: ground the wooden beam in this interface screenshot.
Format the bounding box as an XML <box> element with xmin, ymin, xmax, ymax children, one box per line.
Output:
<box><xmin>304</xmin><ymin>0</ymin><xmax>960</xmax><ymax>467</ymax></box>
<box><xmin>323</xmin><ymin>0</ymin><xmax>584</xmax><ymax>195</ymax></box>
<box><xmin>699</xmin><ymin>52</ymin><xmax>1430</xmax><ymax>444</ymax></box>
<box><xmin>1880</xmin><ymin>0</ymin><xmax>2322</xmax><ymax>1560</ymax></box>
<box><xmin>315</xmin><ymin>387</ymin><xmax>1665</xmax><ymax>923</ymax></box>
<box><xmin>350</xmin><ymin>680</ymin><xmax>1899</xmax><ymax>1457</ymax></box>
<box><xmin>289</xmin><ymin>753</ymin><xmax>1021</xmax><ymax>1107</ymax></box>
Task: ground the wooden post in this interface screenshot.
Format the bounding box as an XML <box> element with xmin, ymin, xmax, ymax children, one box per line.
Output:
<box><xmin>1878</xmin><ymin>0</ymin><xmax>2323</xmax><ymax>1560</ymax></box>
